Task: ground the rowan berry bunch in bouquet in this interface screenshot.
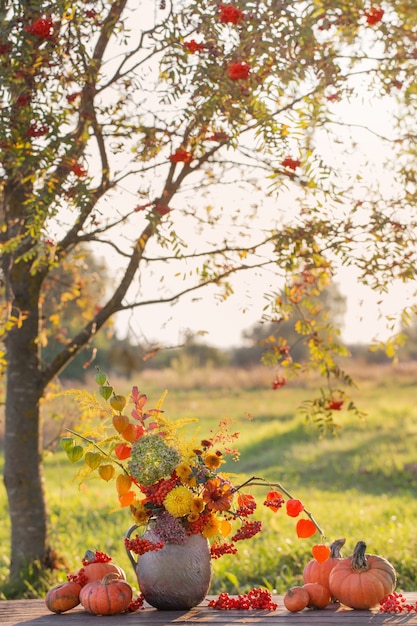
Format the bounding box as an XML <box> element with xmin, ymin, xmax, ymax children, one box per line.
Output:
<box><xmin>62</xmin><ymin>370</ymin><xmax>323</xmax><ymax>560</ymax></box>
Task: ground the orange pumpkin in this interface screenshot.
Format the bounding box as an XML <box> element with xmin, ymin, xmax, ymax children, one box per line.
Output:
<box><xmin>303</xmin><ymin>582</ymin><xmax>331</xmax><ymax>609</ymax></box>
<box><xmin>329</xmin><ymin>540</ymin><xmax>397</xmax><ymax>609</ymax></box>
<box><xmin>303</xmin><ymin>537</ymin><xmax>345</xmax><ymax>592</ymax></box>
<box><xmin>80</xmin><ymin>573</ymin><xmax>133</xmax><ymax>615</ymax></box>
<box><xmin>45</xmin><ymin>581</ymin><xmax>82</xmax><ymax>613</ymax></box>
<box><xmin>283</xmin><ymin>586</ymin><xmax>310</xmax><ymax>612</ymax></box>
<box><xmin>80</xmin><ymin>550</ymin><xmax>126</xmax><ymax>583</ymax></box>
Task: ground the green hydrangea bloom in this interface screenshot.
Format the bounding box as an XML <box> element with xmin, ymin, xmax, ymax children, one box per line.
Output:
<box><xmin>127</xmin><ymin>434</ymin><xmax>181</xmax><ymax>486</ymax></box>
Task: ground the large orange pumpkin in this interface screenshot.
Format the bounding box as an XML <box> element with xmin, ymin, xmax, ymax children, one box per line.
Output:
<box><xmin>80</xmin><ymin>573</ymin><xmax>133</xmax><ymax>615</ymax></box>
<box><xmin>303</xmin><ymin>537</ymin><xmax>345</xmax><ymax>591</ymax></box>
<box><xmin>329</xmin><ymin>540</ymin><xmax>396</xmax><ymax>610</ymax></box>
<box><xmin>45</xmin><ymin>581</ymin><xmax>82</xmax><ymax>613</ymax></box>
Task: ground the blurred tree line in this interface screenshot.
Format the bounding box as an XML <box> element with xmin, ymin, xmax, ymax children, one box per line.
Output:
<box><xmin>56</xmin><ymin>269</ymin><xmax>406</xmax><ymax>381</ymax></box>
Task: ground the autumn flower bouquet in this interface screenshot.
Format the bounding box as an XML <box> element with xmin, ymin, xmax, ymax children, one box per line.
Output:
<box><xmin>62</xmin><ymin>371</ymin><xmax>324</xmax><ymax>562</ymax></box>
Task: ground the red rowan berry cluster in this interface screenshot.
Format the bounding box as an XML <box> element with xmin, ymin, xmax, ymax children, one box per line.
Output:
<box><xmin>70</xmin><ymin>162</ymin><xmax>87</xmax><ymax>177</ymax></box>
<box><xmin>67</xmin><ymin>569</ymin><xmax>87</xmax><ymax>586</ymax></box>
<box><xmin>82</xmin><ymin>550</ymin><xmax>112</xmax><ymax>565</ymax></box>
<box><xmin>231</xmin><ymin>520</ymin><xmax>262</xmax><ymax>541</ymax></box>
<box><xmin>210</xmin><ymin>541</ymin><xmax>237</xmax><ymax>559</ymax></box>
<box><xmin>124</xmin><ymin>536</ymin><xmax>164</xmax><ymax>555</ymax></box>
<box><xmin>141</xmin><ymin>476</ymin><xmax>179</xmax><ymax>506</ymax></box>
<box><xmin>364</xmin><ymin>6</ymin><xmax>384</xmax><ymax>25</ymax></box>
<box><xmin>184</xmin><ymin>40</ymin><xmax>206</xmax><ymax>54</ymax></box>
<box><xmin>27</xmin><ymin>123</ymin><xmax>49</xmax><ymax>137</ymax></box>
<box><xmin>127</xmin><ymin>594</ymin><xmax>145</xmax><ymax>612</ymax></box>
<box><xmin>219</xmin><ymin>3</ymin><xmax>245</xmax><ymax>24</ymax></box>
<box><xmin>379</xmin><ymin>593</ymin><xmax>417</xmax><ymax>613</ymax></box>
<box><xmin>169</xmin><ymin>148</ymin><xmax>193</xmax><ymax>163</ymax></box>
<box><xmin>264</xmin><ymin>494</ymin><xmax>284</xmax><ymax>511</ymax></box>
<box><xmin>281</xmin><ymin>156</ymin><xmax>301</xmax><ymax>170</ymax></box>
<box><xmin>247</xmin><ymin>588</ymin><xmax>278</xmax><ymax>609</ymax></box>
<box><xmin>187</xmin><ymin>511</ymin><xmax>212</xmax><ymax>535</ymax></box>
<box><xmin>25</xmin><ymin>17</ymin><xmax>55</xmax><ymax>39</ymax></box>
<box><xmin>208</xmin><ymin>588</ymin><xmax>277</xmax><ymax>610</ymax></box>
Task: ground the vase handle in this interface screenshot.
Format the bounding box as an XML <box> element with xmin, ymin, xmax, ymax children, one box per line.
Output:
<box><xmin>125</xmin><ymin>524</ymin><xmax>139</xmax><ymax>571</ymax></box>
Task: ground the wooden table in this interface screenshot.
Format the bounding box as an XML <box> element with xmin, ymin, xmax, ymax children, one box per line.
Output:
<box><xmin>2</xmin><ymin>595</ymin><xmax>417</xmax><ymax>626</ymax></box>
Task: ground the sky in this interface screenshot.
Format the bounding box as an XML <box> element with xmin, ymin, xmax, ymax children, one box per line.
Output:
<box><xmin>111</xmin><ymin>98</ymin><xmax>416</xmax><ymax>351</ymax></box>
<box><xmin>115</xmin><ymin>262</ymin><xmax>415</xmax><ymax>350</ymax></box>
<box><xmin>65</xmin><ymin>7</ymin><xmax>416</xmax><ymax>353</ymax></box>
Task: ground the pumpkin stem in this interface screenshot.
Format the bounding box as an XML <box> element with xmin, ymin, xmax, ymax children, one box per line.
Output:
<box><xmin>351</xmin><ymin>540</ymin><xmax>369</xmax><ymax>572</ymax></box>
<box><xmin>83</xmin><ymin>550</ymin><xmax>96</xmax><ymax>563</ymax></box>
<box><xmin>330</xmin><ymin>538</ymin><xmax>345</xmax><ymax>558</ymax></box>
<box><xmin>102</xmin><ymin>573</ymin><xmax>122</xmax><ymax>585</ymax></box>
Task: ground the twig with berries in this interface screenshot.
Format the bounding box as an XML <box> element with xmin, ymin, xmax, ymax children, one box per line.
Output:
<box><xmin>233</xmin><ymin>476</ymin><xmax>325</xmax><ymax>537</ymax></box>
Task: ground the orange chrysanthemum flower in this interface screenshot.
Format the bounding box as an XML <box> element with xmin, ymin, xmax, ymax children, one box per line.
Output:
<box><xmin>202</xmin><ymin>477</ymin><xmax>233</xmax><ymax>511</ymax></box>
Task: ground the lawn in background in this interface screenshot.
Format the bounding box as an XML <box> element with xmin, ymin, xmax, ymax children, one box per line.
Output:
<box><xmin>0</xmin><ymin>362</ymin><xmax>416</xmax><ymax>597</ymax></box>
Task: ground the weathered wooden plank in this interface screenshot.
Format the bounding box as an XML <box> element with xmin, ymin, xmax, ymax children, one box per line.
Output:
<box><xmin>1</xmin><ymin>595</ymin><xmax>417</xmax><ymax>626</ymax></box>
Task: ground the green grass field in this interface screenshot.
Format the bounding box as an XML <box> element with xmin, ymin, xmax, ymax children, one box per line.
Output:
<box><xmin>1</xmin><ymin>362</ymin><xmax>417</xmax><ymax>598</ymax></box>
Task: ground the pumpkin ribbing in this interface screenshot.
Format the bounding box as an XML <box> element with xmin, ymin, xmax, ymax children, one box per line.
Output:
<box><xmin>329</xmin><ymin>540</ymin><xmax>396</xmax><ymax>610</ymax></box>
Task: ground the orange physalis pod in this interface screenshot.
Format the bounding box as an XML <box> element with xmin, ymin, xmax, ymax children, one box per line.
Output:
<box><xmin>286</xmin><ymin>498</ymin><xmax>304</xmax><ymax>517</ymax></box>
<box><xmin>115</xmin><ymin>443</ymin><xmax>131</xmax><ymax>460</ymax></box>
<box><xmin>116</xmin><ymin>473</ymin><xmax>132</xmax><ymax>496</ymax></box>
<box><xmin>237</xmin><ymin>493</ymin><xmax>255</xmax><ymax>507</ymax></box>
<box><xmin>121</xmin><ymin>423</ymin><xmax>144</xmax><ymax>443</ymax></box>
<box><xmin>118</xmin><ymin>491</ymin><xmax>136</xmax><ymax>507</ymax></box>
<box><xmin>98</xmin><ymin>464</ymin><xmax>115</xmax><ymax>482</ymax></box>
<box><xmin>112</xmin><ymin>414</ymin><xmax>130</xmax><ymax>434</ymax></box>
<box><xmin>312</xmin><ymin>543</ymin><xmax>331</xmax><ymax>563</ymax></box>
<box><xmin>264</xmin><ymin>491</ymin><xmax>284</xmax><ymax>513</ymax></box>
<box><xmin>296</xmin><ymin>518</ymin><xmax>317</xmax><ymax>539</ymax></box>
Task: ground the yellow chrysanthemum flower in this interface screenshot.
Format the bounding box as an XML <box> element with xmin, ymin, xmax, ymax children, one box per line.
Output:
<box><xmin>191</xmin><ymin>496</ymin><xmax>205</xmax><ymax>513</ymax></box>
<box><xmin>175</xmin><ymin>462</ymin><xmax>197</xmax><ymax>487</ymax></box>
<box><xmin>164</xmin><ymin>485</ymin><xmax>194</xmax><ymax>517</ymax></box>
<box><xmin>204</xmin><ymin>451</ymin><xmax>222</xmax><ymax>469</ymax></box>
<box><xmin>202</xmin><ymin>514</ymin><xmax>222</xmax><ymax>539</ymax></box>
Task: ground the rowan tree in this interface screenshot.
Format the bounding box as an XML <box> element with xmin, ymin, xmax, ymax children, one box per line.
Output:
<box><xmin>1</xmin><ymin>0</ymin><xmax>417</xmax><ymax>589</ymax></box>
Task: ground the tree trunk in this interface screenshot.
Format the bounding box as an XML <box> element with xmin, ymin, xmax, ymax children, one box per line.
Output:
<box><xmin>3</xmin><ymin>264</ymin><xmax>50</xmax><ymax>587</ymax></box>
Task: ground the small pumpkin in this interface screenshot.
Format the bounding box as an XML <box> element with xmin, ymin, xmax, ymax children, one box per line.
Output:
<box><xmin>283</xmin><ymin>586</ymin><xmax>310</xmax><ymax>612</ymax></box>
<box><xmin>303</xmin><ymin>537</ymin><xmax>345</xmax><ymax>592</ymax></box>
<box><xmin>329</xmin><ymin>540</ymin><xmax>397</xmax><ymax>610</ymax></box>
<box><xmin>303</xmin><ymin>582</ymin><xmax>331</xmax><ymax>609</ymax></box>
<box><xmin>80</xmin><ymin>573</ymin><xmax>133</xmax><ymax>615</ymax></box>
<box><xmin>45</xmin><ymin>580</ymin><xmax>82</xmax><ymax>613</ymax></box>
<box><xmin>80</xmin><ymin>549</ymin><xmax>126</xmax><ymax>583</ymax></box>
